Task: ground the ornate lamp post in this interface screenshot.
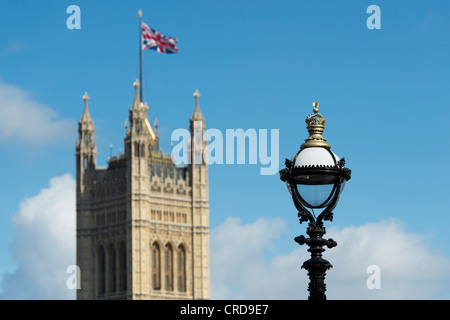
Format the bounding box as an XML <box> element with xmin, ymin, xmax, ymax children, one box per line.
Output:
<box><xmin>279</xmin><ymin>101</ymin><xmax>351</xmax><ymax>300</ymax></box>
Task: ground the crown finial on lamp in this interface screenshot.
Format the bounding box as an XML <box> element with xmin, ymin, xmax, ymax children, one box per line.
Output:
<box><xmin>300</xmin><ymin>101</ymin><xmax>331</xmax><ymax>150</ymax></box>
<box><xmin>313</xmin><ymin>101</ymin><xmax>319</xmax><ymax>114</ymax></box>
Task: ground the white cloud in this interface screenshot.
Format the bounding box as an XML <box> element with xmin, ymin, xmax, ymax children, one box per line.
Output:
<box><xmin>0</xmin><ymin>80</ymin><xmax>74</xmax><ymax>145</ymax></box>
<box><xmin>326</xmin><ymin>220</ymin><xmax>450</xmax><ymax>299</ymax></box>
<box><xmin>210</xmin><ymin>217</ymin><xmax>288</xmax><ymax>299</ymax></box>
<box><xmin>210</xmin><ymin>217</ymin><xmax>450</xmax><ymax>300</ymax></box>
<box><xmin>0</xmin><ymin>174</ymin><xmax>76</xmax><ymax>299</ymax></box>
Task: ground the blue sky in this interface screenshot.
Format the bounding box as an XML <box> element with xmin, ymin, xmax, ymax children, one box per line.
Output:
<box><xmin>0</xmin><ymin>0</ymin><xmax>449</xmax><ymax>299</ymax></box>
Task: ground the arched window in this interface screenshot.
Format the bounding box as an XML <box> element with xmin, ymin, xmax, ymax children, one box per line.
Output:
<box><xmin>118</xmin><ymin>242</ymin><xmax>127</xmax><ymax>292</ymax></box>
<box><xmin>165</xmin><ymin>244</ymin><xmax>173</xmax><ymax>291</ymax></box>
<box><xmin>177</xmin><ymin>245</ymin><xmax>186</xmax><ymax>292</ymax></box>
<box><xmin>152</xmin><ymin>243</ymin><xmax>161</xmax><ymax>290</ymax></box>
<box><xmin>107</xmin><ymin>244</ymin><xmax>116</xmax><ymax>293</ymax></box>
<box><xmin>97</xmin><ymin>245</ymin><xmax>106</xmax><ymax>296</ymax></box>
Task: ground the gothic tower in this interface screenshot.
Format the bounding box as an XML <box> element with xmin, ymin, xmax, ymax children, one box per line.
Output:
<box><xmin>76</xmin><ymin>81</ymin><xmax>210</xmax><ymax>300</ymax></box>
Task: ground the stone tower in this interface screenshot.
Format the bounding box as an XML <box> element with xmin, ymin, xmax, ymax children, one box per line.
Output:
<box><xmin>76</xmin><ymin>81</ymin><xmax>210</xmax><ymax>300</ymax></box>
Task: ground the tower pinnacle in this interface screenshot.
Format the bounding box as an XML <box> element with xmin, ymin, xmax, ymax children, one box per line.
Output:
<box><xmin>83</xmin><ymin>91</ymin><xmax>89</xmax><ymax>103</ymax></box>
<box><xmin>131</xmin><ymin>79</ymin><xmax>141</xmax><ymax>110</ymax></box>
<box><xmin>79</xmin><ymin>91</ymin><xmax>93</xmax><ymax>130</ymax></box>
<box><xmin>191</xmin><ymin>89</ymin><xmax>204</xmax><ymax>120</ymax></box>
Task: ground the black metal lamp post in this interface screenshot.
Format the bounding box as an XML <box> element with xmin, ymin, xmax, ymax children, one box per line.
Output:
<box><xmin>279</xmin><ymin>101</ymin><xmax>351</xmax><ymax>300</ymax></box>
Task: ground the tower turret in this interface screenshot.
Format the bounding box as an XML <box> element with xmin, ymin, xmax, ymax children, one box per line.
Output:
<box><xmin>76</xmin><ymin>92</ymin><xmax>97</xmax><ymax>198</ymax></box>
<box><xmin>188</xmin><ymin>89</ymin><xmax>210</xmax><ymax>299</ymax></box>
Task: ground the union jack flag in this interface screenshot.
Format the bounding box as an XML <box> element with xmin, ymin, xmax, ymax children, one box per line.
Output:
<box><xmin>142</xmin><ymin>22</ymin><xmax>179</xmax><ymax>54</ymax></box>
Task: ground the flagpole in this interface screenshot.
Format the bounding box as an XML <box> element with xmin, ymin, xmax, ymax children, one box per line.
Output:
<box><xmin>138</xmin><ymin>9</ymin><xmax>143</xmax><ymax>102</ymax></box>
